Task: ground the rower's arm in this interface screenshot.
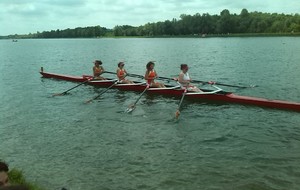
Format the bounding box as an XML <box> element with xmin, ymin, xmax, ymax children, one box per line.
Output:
<box><xmin>93</xmin><ymin>67</ymin><xmax>98</xmax><ymax>77</ymax></box>
<box><xmin>117</xmin><ymin>68</ymin><xmax>125</xmax><ymax>78</ymax></box>
<box><xmin>153</xmin><ymin>71</ymin><xmax>158</xmax><ymax>79</ymax></box>
<box><xmin>144</xmin><ymin>71</ymin><xmax>148</xmax><ymax>80</ymax></box>
<box><xmin>100</xmin><ymin>66</ymin><xmax>104</xmax><ymax>75</ymax></box>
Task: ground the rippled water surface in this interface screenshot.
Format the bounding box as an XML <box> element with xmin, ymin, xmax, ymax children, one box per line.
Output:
<box><xmin>1</xmin><ymin>37</ymin><xmax>300</xmax><ymax>190</ymax></box>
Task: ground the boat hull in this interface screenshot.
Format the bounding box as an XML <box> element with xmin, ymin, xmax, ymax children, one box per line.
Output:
<box><xmin>40</xmin><ymin>71</ymin><xmax>88</xmax><ymax>82</ymax></box>
<box><xmin>40</xmin><ymin>71</ymin><xmax>300</xmax><ymax>112</ymax></box>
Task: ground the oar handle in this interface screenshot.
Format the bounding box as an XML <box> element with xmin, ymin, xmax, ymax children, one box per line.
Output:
<box><xmin>103</xmin><ymin>71</ymin><xmax>116</xmax><ymax>75</ymax></box>
<box><xmin>105</xmin><ymin>71</ymin><xmax>172</xmax><ymax>81</ymax></box>
<box><xmin>104</xmin><ymin>71</ymin><xmax>144</xmax><ymax>79</ymax></box>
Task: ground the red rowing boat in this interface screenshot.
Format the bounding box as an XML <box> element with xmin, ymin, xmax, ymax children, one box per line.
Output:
<box><xmin>40</xmin><ymin>68</ymin><xmax>300</xmax><ymax>112</ymax></box>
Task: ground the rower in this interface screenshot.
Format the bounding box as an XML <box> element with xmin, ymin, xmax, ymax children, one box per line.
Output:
<box><xmin>93</xmin><ymin>60</ymin><xmax>106</xmax><ymax>80</ymax></box>
<box><xmin>177</xmin><ymin>64</ymin><xmax>202</xmax><ymax>92</ymax></box>
<box><xmin>116</xmin><ymin>62</ymin><xmax>133</xmax><ymax>84</ymax></box>
<box><xmin>144</xmin><ymin>61</ymin><xmax>166</xmax><ymax>88</ymax></box>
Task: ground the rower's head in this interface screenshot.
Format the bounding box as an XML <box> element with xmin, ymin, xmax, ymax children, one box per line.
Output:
<box><xmin>94</xmin><ymin>60</ymin><xmax>102</xmax><ymax>66</ymax></box>
<box><xmin>180</xmin><ymin>64</ymin><xmax>188</xmax><ymax>72</ymax></box>
<box><xmin>0</xmin><ymin>161</ymin><xmax>9</xmax><ymax>187</ymax></box>
<box><xmin>118</xmin><ymin>62</ymin><xmax>125</xmax><ymax>68</ymax></box>
<box><xmin>146</xmin><ymin>61</ymin><xmax>155</xmax><ymax>70</ymax></box>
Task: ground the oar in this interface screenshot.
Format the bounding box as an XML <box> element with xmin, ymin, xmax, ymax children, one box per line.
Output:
<box><xmin>52</xmin><ymin>77</ymin><xmax>93</xmax><ymax>96</ymax></box>
<box><xmin>105</xmin><ymin>71</ymin><xmax>171</xmax><ymax>82</ymax></box>
<box><xmin>158</xmin><ymin>76</ymin><xmax>256</xmax><ymax>88</ymax></box>
<box><xmin>104</xmin><ymin>71</ymin><xmax>256</xmax><ymax>88</ymax></box>
<box><xmin>156</xmin><ymin>76</ymin><xmax>255</xmax><ymax>88</ymax></box>
<box><xmin>125</xmin><ymin>84</ymin><xmax>150</xmax><ymax>113</ymax></box>
<box><xmin>106</xmin><ymin>71</ymin><xmax>175</xmax><ymax>84</ymax></box>
<box><xmin>104</xmin><ymin>71</ymin><xmax>144</xmax><ymax>79</ymax></box>
<box><xmin>175</xmin><ymin>88</ymin><xmax>188</xmax><ymax>119</ymax></box>
<box><xmin>192</xmin><ymin>80</ymin><xmax>256</xmax><ymax>88</ymax></box>
<box><xmin>85</xmin><ymin>80</ymin><xmax>118</xmax><ymax>103</ymax></box>
<box><xmin>103</xmin><ymin>71</ymin><xmax>117</xmax><ymax>75</ymax></box>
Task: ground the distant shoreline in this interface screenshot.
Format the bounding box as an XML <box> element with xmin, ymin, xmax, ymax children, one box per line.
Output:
<box><xmin>1</xmin><ymin>33</ymin><xmax>300</xmax><ymax>40</ymax></box>
<box><xmin>142</xmin><ymin>33</ymin><xmax>300</xmax><ymax>38</ymax></box>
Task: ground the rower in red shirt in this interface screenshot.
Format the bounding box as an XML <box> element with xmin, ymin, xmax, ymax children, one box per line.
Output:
<box><xmin>144</xmin><ymin>61</ymin><xmax>166</xmax><ymax>88</ymax></box>
<box><xmin>116</xmin><ymin>62</ymin><xmax>133</xmax><ymax>84</ymax></box>
<box><xmin>93</xmin><ymin>60</ymin><xmax>106</xmax><ymax>80</ymax></box>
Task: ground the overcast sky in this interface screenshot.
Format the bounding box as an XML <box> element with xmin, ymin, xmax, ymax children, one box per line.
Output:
<box><xmin>1</xmin><ymin>0</ymin><xmax>299</xmax><ymax>36</ymax></box>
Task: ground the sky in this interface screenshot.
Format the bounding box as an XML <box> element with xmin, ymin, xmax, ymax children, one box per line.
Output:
<box><xmin>1</xmin><ymin>0</ymin><xmax>299</xmax><ymax>36</ymax></box>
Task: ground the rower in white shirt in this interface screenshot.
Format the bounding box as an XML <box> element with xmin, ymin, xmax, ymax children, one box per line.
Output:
<box><xmin>177</xmin><ymin>64</ymin><xmax>202</xmax><ymax>92</ymax></box>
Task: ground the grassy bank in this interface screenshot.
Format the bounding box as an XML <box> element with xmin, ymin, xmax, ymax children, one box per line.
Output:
<box><xmin>8</xmin><ymin>169</ymin><xmax>44</xmax><ymax>190</ymax></box>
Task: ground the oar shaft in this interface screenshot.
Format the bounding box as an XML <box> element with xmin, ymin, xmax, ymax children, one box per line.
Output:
<box><xmin>104</xmin><ymin>71</ymin><xmax>255</xmax><ymax>88</ymax></box>
<box><xmin>63</xmin><ymin>79</ymin><xmax>89</xmax><ymax>93</ymax></box>
<box><xmin>133</xmin><ymin>84</ymin><xmax>149</xmax><ymax>105</ymax></box>
<box><xmin>94</xmin><ymin>82</ymin><xmax>116</xmax><ymax>98</ymax></box>
<box><xmin>85</xmin><ymin>81</ymin><xmax>117</xmax><ymax>103</ymax></box>
<box><xmin>53</xmin><ymin>77</ymin><xmax>92</xmax><ymax>96</ymax></box>
<box><xmin>105</xmin><ymin>71</ymin><xmax>172</xmax><ymax>81</ymax></box>
<box><xmin>125</xmin><ymin>84</ymin><xmax>150</xmax><ymax>113</ymax></box>
<box><xmin>128</xmin><ymin>73</ymin><xmax>144</xmax><ymax>79</ymax></box>
<box><xmin>104</xmin><ymin>71</ymin><xmax>116</xmax><ymax>75</ymax></box>
<box><xmin>157</xmin><ymin>76</ymin><xmax>175</xmax><ymax>81</ymax></box>
<box><xmin>104</xmin><ymin>71</ymin><xmax>144</xmax><ymax>79</ymax></box>
<box><xmin>190</xmin><ymin>79</ymin><xmax>207</xmax><ymax>84</ymax></box>
<box><xmin>214</xmin><ymin>82</ymin><xmax>249</xmax><ymax>88</ymax></box>
<box><xmin>175</xmin><ymin>88</ymin><xmax>187</xmax><ymax>119</ymax></box>
<box><xmin>177</xmin><ymin>89</ymin><xmax>187</xmax><ymax>110</ymax></box>
<box><xmin>192</xmin><ymin>80</ymin><xmax>250</xmax><ymax>88</ymax></box>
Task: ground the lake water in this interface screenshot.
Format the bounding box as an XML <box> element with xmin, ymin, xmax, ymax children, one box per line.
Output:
<box><xmin>1</xmin><ymin>37</ymin><xmax>300</xmax><ymax>190</ymax></box>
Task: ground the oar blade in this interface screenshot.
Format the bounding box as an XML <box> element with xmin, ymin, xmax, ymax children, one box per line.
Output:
<box><xmin>174</xmin><ymin>88</ymin><xmax>187</xmax><ymax>119</ymax></box>
<box><xmin>52</xmin><ymin>93</ymin><xmax>63</xmax><ymax>97</ymax></box>
<box><xmin>125</xmin><ymin>84</ymin><xmax>149</xmax><ymax>113</ymax></box>
<box><xmin>52</xmin><ymin>92</ymin><xmax>67</xmax><ymax>97</ymax></box>
<box><xmin>84</xmin><ymin>80</ymin><xmax>118</xmax><ymax>104</ymax></box>
<box><xmin>125</xmin><ymin>104</ymin><xmax>136</xmax><ymax>113</ymax></box>
<box><xmin>175</xmin><ymin>109</ymin><xmax>180</xmax><ymax>119</ymax></box>
<box><xmin>85</xmin><ymin>95</ymin><xmax>101</xmax><ymax>104</ymax></box>
<box><xmin>85</xmin><ymin>99</ymin><xmax>93</xmax><ymax>104</ymax></box>
<box><xmin>51</xmin><ymin>78</ymin><xmax>93</xmax><ymax>97</ymax></box>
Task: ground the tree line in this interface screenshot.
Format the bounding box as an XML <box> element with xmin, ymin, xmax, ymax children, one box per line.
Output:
<box><xmin>5</xmin><ymin>9</ymin><xmax>300</xmax><ymax>39</ymax></box>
